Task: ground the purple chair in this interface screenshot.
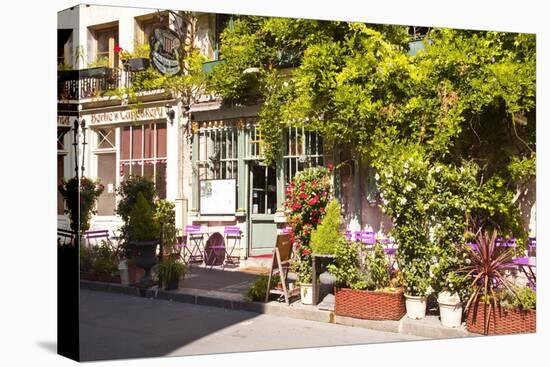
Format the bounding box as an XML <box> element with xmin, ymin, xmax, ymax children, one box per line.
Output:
<box><xmin>528</xmin><ymin>237</ymin><xmax>536</xmax><ymax>257</ymax></box>
<box><xmin>224</xmin><ymin>226</ymin><xmax>242</xmax><ymax>266</ymax></box>
<box><xmin>512</xmin><ymin>256</ymin><xmax>536</xmax><ymax>290</ymax></box>
<box><xmin>179</xmin><ymin>225</ymin><xmax>206</xmax><ymax>264</ymax></box>
<box><xmin>344</xmin><ymin>230</ymin><xmax>352</xmax><ymax>242</ymax></box>
<box><xmin>355</xmin><ymin>231</ymin><xmax>376</xmax><ymax>245</ymax></box>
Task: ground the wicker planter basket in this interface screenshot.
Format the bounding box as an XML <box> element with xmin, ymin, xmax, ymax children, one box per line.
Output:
<box><xmin>335</xmin><ymin>288</ymin><xmax>406</xmax><ymax>321</ymax></box>
<box><xmin>466</xmin><ymin>303</ymin><xmax>536</xmax><ymax>335</ymax></box>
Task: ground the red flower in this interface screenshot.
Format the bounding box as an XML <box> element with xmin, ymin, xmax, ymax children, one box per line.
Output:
<box><xmin>327</xmin><ymin>163</ymin><xmax>334</xmax><ymax>172</ymax></box>
<box><xmin>114</xmin><ymin>45</ymin><xmax>123</xmax><ymax>53</ymax></box>
<box><xmin>302</xmin><ymin>248</ymin><xmax>311</xmax><ymax>256</ymax></box>
<box><xmin>308</xmin><ymin>195</ymin><xmax>319</xmax><ymax>205</ymax></box>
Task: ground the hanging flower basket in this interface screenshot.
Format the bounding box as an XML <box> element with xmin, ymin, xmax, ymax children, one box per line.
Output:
<box><xmin>335</xmin><ymin>288</ymin><xmax>406</xmax><ymax>321</ymax></box>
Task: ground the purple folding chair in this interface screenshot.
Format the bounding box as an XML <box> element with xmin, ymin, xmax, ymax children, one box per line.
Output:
<box><xmin>528</xmin><ymin>237</ymin><xmax>536</xmax><ymax>257</ymax></box>
<box><xmin>179</xmin><ymin>225</ymin><xmax>206</xmax><ymax>264</ymax></box>
<box><xmin>344</xmin><ymin>230</ymin><xmax>352</xmax><ymax>242</ymax></box>
<box><xmin>355</xmin><ymin>231</ymin><xmax>376</xmax><ymax>261</ymax></box>
<box><xmin>512</xmin><ymin>256</ymin><xmax>536</xmax><ymax>290</ymax></box>
<box><xmin>84</xmin><ymin>229</ymin><xmax>112</xmax><ymax>248</ymax></box>
<box><xmin>224</xmin><ymin>226</ymin><xmax>242</xmax><ymax>266</ymax></box>
<box><xmin>380</xmin><ymin>237</ymin><xmax>398</xmax><ymax>269</ymax></box>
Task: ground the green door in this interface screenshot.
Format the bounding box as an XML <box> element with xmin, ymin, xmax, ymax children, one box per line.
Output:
<box><xmin>248</xmin><ymin>162</ymin><xmax>277</xmax><ymax>256</ymax></box>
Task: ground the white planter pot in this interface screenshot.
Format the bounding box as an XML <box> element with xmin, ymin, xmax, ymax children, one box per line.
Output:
<box><xmin>405</xmin><ymin>294</ymin><xmax>427</xmax><ymax>319</ymax></box>
<box><xmin>300</xmin><ymin>283</ymin><xmax>313</xmax><ymax>305</ymax></box>
<box><xmin>439</xmin><ymin>301</ymin><xmax>463</xmax><ymax>328</ymax></box>
<box><xmin>118</xmin><ymin>259</ymin><xmax>129</xmax><ymax>286</ymax></box>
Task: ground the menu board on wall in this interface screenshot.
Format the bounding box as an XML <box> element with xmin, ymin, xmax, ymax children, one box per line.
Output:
<box><xmin>200</xmin><ymin>179</ymin><xmax>236</xmax><ymax>215</ymax></box>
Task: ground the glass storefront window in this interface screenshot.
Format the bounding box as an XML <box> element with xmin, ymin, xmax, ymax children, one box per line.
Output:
<box><xmin>120</xmin><ymin>122</ymin><xmax>167</xmax><ymax>198</ymax></box>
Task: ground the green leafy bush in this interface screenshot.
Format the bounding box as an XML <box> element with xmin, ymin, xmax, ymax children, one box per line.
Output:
<box><xmin>499</xmin><ymin>287</ymin><xmax>536</xmax><ymax>311</ymax></box>
<box><xmin>80</xmin><ymin>244</ymin><xmax>97</xmax><ymax>272</ymax></box>
<box><xmin>155</xmin><ymin>199</ymin><xmax>178</xmax><ymax>256</ymax></box>
<box><xmin>329</xmin><ymin>239</ymin><xmax>391</xmax><ymax>291</ymax></box>
<box><xmin>157</xmin><ymin>259</ymin><xmax>186</xmax><ymax>288</ymax></box>
<box><xmin>92</xmin><ymin>242</ymin><xmax>118</xmax><ymax>276</ymax></box>
<box><xmin>310</xmin><ymin>199</ymin><xmax>343</xmax><ymax>255</ymax></box>
<box><xmin>128</xmin><ymin>193</ymin><xmax>160</xmax><ymax>242</ymax></box>
<box><xmin>58</xmin><ymin>177</ymin><xmax>104</xmax><ymax>232</ymax></box>
<box><xmin>116</xmin><ymin>175</ymin><xmax>157</xmax><ymax>256</ymax></box>
<box><xmin>245</xmin><ymin>275</ymin><xmax>280</xmax><ymax>302</ymax></box>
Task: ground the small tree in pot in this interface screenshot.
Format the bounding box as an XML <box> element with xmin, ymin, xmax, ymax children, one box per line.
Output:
<box><xmin>128</xmin><ymin>193</ymin><xmax>160</xmax><ymax>287</ymax></box>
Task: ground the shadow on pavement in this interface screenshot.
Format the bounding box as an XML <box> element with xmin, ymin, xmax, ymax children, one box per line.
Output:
<box><xmin>79</xmin><ymin>287</ymin><xmax>260</xmax><ymax>361</ymax></box>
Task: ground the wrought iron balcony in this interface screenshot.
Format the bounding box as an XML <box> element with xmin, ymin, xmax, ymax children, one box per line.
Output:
<box><xmin>57</xmin><ymin>67</ymin><xmax>122</xmax><ymax>100</ymax></box>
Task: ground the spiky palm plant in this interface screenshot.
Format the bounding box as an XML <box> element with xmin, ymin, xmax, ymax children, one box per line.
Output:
<box><xmin>461</xmin><ymin>230</ymin><xmax>517</xmax><ymax>334</ymax></box>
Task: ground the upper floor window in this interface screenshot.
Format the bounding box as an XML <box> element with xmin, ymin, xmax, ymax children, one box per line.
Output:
<box><xmin>136</xmin><ymin>13</ymin><xmax>169</xmax><ymax>47</ymax></box>
<box><xmin>58</xmin><ymin>29</ymin><xmax>73</xmax><ymax>68</ymax></box>
<box><xmin>88</xmin><ymin>23</ymin><xmax>119</xmax><ymax>68</ymax></box>
<box><xmin>284</xmin><ymin>127</ymin><xmax>324</xmax><ymax>182</ymax></box>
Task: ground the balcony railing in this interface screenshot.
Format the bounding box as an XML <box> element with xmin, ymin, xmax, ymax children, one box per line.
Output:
<box><xmin>57</xmin><ymin>67</ymin><xmax>122</xmax><ymax>100</ymax></box>
<box><xmin>57</xmin><ymin>67</ymin><xmax>160</xmax><ymax>100</ymax></box>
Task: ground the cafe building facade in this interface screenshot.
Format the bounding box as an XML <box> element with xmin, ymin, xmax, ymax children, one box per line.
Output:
<box><xmin>57</xmin><ymin>4</ymin><xmax>397</xmax><ymax>258</ymax></box>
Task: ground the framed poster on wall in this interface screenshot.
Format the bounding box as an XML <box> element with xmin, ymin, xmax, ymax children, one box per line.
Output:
<box><xmin>200</xmin><ymin>179</ymin><xmax>236</xmax><ymax>215</ymax></box>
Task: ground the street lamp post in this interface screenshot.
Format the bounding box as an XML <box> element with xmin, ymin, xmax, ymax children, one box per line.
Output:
<box><xmin>72</xmin><ymin>118</ymin><xmax>87</xmax><ymax>178</ymax></box>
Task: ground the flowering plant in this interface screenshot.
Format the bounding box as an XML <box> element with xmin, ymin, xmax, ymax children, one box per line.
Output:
<box><xmin>58</xmin><ymin>176</ymin><xmax>104</xmax><ymax>232</ymax></box>
<box><xmin>283</xmin><ymin>167</ymin><xmax>332</xmax><ymax>283</ymax></box>
<box><xmin>375</xmin><ymin>147</ymin><xmax>478</xmax><ymax>296</ymax></box>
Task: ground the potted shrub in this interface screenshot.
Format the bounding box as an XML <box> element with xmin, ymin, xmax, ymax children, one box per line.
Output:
<box><xmin>437</xmin><ymin>291</ymin><xmax>463</xmax><ymax>328</ymax></box>
<box><xmin>92</xmin><ymin>241</ymin><xmax>120</xmax><ymax>283</ymax></box>
<box><xmin>157</xmin><ymin>259</ymin><xmax>186</xmax><ymax>290</ymax></box>
<box><xmin>461</xmin><ymin>230</ymin><xmax>536</xmax><ymax>335</ymax></box>
<box><xmin>58</xmin><ymin>176</ymin><xmax>104</xmax><ymax>234</ymax></box>
<box><xmin>309</xmin><ymin>199</ymin><xmax>343</xmax><ymax>305</ymax></box>
<box><xmin>115</xmin><ymin>175</ymin><xmax>157</xmax><ymax>284</ymax></box>
<box><xmin>128</xmin><ymin>192</ymin><xmax>160</xmax><ymax>287</ymax></box>
<box><xmin>330</xmin><ymin>239</ymin><xmax>406</xmax><ymax>320</ymax></box>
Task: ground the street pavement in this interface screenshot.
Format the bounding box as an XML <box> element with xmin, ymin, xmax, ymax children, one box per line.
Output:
<box><xmin>79</xmin><ymin>289</ymin><xmax>423</xmax><ymax>361</ymax></box>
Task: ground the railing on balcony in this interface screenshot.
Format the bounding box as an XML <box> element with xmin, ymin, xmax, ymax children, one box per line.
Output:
<box><xmin>57</xmin><ymin>67</ymin><xmax>122</xmax><ymax>100</ymax></box>
<box><xmin>58</xmin><ymin>65</ymin><xmax>175</xmax><ymax>101</ymax></box>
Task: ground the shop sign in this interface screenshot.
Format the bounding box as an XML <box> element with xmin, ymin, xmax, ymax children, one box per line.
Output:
<box><xmin>57</xmin><ymin>115</ymin><xmax>72</xmax><ymax>126</ymax></box>
<box><xmin>87</xmin><ymin>106</ymin><xmax>165</xmax><ymax>125</ymax></box>
<box><xmin>150</xmin><ymin>27</ymin><xmax>181</xmax><ymax>76</ymax></box>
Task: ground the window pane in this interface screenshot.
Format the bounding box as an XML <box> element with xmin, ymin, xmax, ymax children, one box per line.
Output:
<box><xmin>143</xmin><ymin>161</ymin><xmax>154</xmax><ymax>182</ymax></box>
<box><xmin>96</xmin><ymin>153</ymin><xmax>116</xmax><ymax>215</ymax></box>
<box><xmin>97</xmin><ymin>128</ymin><xmax>115</xmax><ymax>149</ymax></box>
<box><xmin>132</xmin><ymin>126</ymin><xmax>142</xmax><ymax>160</ymax></box>
<box><xmin>121</xmin><ymin>162</ymin><xmax>131</xmax><ymax>180</ymax></box>
<box><xmin>131</xmin><ymin>161</ymin><xmax>142</xmax><ymax>176</ymax></box>
<box><xmin>121</xmin><ymin>126</ymin><xmax>130</xmax><ymax>159</ymax></box>
<box><xmin>156</xmin><ymin>123</ymin><xmax>167</xmax><ymax>158</ymax></box>
<box><xmin>143</xmin><ymin>124</ymin><xmax>153</xmax><ymax>159</ymax></box>
<box><xmin>155</xmin><ymin>162</ymin><xmax>167</xmax><ymax>199</ymax></box>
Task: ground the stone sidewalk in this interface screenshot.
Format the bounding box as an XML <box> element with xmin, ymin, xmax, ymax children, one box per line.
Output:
<box><xmin>80</xmin><ymin>266</ymin><xmax>476</xmax><ymax>340</ymax></box>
